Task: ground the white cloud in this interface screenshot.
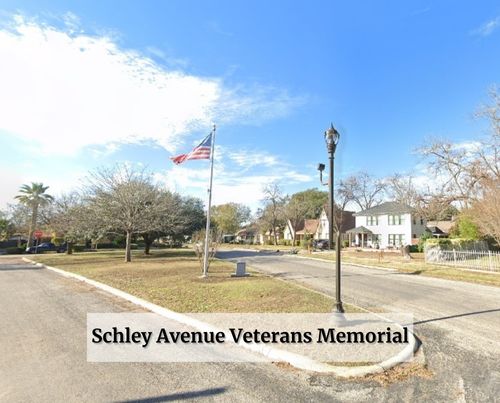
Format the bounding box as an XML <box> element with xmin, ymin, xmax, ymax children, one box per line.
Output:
<box><xmin>225</xmin><ymin>149</ymin><xmax>280</xmax><ymax>169</ymax></box>
<box><xmin>451</xmin><ymin>140</ymin><xmax>481</xmax><ymax>153</ymax></box>
<box><xmin>154</xmin><ymin>149</ymin><xmax>313</xmax><ymax>211</ymax></box>
<box><xmin>471</xmin><ymin>16</ymin><xmax>500</xmax><ymax>37</ymax></box>
<box><xmin>0</xmin><ymin>161</ymin><xmax>88</xmax><ymax>209</ymax></box>
<box><xmin>0</xmin><ymin>15</ymin><xmax>302</xmax><ymax>156</ymax></box>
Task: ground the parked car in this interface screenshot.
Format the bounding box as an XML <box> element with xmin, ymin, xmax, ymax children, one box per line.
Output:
<box><xmin>26</xmin><ymin>242</ymin><xmax>57</xmax><ymax>254</ymax></box>
<box><xmin>56</xmin><ymin>243</ymin><xmax>68</xmax><ymax>253</ymax></box>
<box><xmin>313</xmin><ymin>239</ymin><xmax>329</xmax><ymax>250</ymax></box>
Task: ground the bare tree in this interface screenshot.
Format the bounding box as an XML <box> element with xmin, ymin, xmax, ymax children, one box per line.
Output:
<box><xmin>418</xmin><ymin>87</ymin><xmax>500</xmax><ymax>208</ymax></box>
<box><xmin>416</xmin><ymin>140</ymin><xmax>484</xmax><ymax>208</ymax></box>
<box><xmin>474</xmin><ymin>85</ymin><xmax>500</xmax><ymax>180</ymax></box>
<box><xmin>385</xmin><ymin>174</ymin><xmax>420</xmax><ymax>207</ymax></box>
<box><xmin>48</xmin><ymin>193</ymin><xmax>87</xmax><ymax>254</ymax></box>
<box><xmin>332</xmin><ymin>182</ymin><xmax>355</xmax><ymax>234</ymax></box>
<box><xmin>469</xmin><ymin>178</ymin><xmax>500</xmax><ymax>246</ymax></box>
<box><xmin>191</xmin><ymin>229</ymin><xmax>218</xmax><ymax>275</ymax></box>
<box><xmin>339</xmin><ymin>172</ymin><xmax>385</xmax><ymax>211</ymax></box>
<box><xmin>84</xmin><ymin>165</ymin><xmax>170</xmax><ymax>262</ymax></box>
<box><xmin>260</xmin><ymin>183</ymin><xmax>285</xmax><ymax>245</ymax></box>
<box><xmin>283</xmin><ymin>194</ymin><xmax>309</xmax><ymax>247</ymax></box>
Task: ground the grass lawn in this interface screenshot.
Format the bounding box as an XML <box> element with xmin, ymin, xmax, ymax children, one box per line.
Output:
<box><xmin>31</xmin><ymin>249</ymin><xmax>360</xmax><ymax>313</ymax></box>
<box><xmin>302</xmin><ymin>249</ymin><xmax>500</xmax><ymax>287</ymax></box>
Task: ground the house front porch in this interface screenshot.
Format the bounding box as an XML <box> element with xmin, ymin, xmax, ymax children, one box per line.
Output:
<box><xmin>346</xmin><ymin>226</ymin><xmax>379</xmax><ymax>248</ymax></box>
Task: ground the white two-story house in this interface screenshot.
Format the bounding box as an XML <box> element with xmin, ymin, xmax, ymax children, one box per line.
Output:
<box><xmin>348</xmin><ymin>202</ymin><xmax>427</xmax><ymax>249</ymax></box>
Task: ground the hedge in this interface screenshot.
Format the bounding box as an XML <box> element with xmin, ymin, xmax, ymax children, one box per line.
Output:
<box><xmin>5</xmin><ymin>247</ymin><xmax>25</xmax><ymax>254</ymax></box>
<box><xmin>425</xmin><ymin>238</ymin><xmax>488</xmax><ymax>250</ymax></box>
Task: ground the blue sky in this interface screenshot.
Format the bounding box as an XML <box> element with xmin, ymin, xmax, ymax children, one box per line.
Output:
<box><xmin>0</xmin><ymin>1</ymin><xmax>499</xmax><ymax>211</ymax></box>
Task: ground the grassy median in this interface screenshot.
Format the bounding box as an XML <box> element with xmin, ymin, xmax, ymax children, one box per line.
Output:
<box><xmin>31</xmin><ymin>249</ymin><xmax>359</xmax><ymax>313</ymax></box>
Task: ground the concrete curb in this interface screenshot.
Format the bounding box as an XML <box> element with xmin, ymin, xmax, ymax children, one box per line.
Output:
<box><xmin>22</xmin><ymin>257</ymin><xmax>419</xmax><ymax>378</ymax></box>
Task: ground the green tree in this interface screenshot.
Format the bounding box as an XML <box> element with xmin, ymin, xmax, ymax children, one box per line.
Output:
<box><xmin>450</xmin><ymin>214</ymin><xmax>481</xmax><ymax>240</ymax></box>
<box><xmin>0</xmin><ymin>211</ymin><xmax>14</xmax><ymax>240</ymax></box>
<box><xmin>179</xmin><ymin>196</ymin><xmax>206</xmax><ymax>237</ymax></box>
<box><xmin>14</xmin><ymin>182</ymin><xmax>54</xmax><ymax>248</ymax></box>
<box><xmin>141</xmin><ymin>191</ymin><xmax>198</xmax><ymax>254</ymax></box>
<box><xmin>289</xmin><ymin>188</ymin><xmax>328</xmax><ymax>219</ymax></box>
<box><xmin>211</xmin><ymin>203</ymin><xmax>251</xmax><ymax>236</ymax></box>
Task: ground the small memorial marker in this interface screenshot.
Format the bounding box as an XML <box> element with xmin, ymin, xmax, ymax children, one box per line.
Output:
<box><xmin>231</xmin><ymin>261</ymin><xmax>250</xmax><ymax>277</ymax></box>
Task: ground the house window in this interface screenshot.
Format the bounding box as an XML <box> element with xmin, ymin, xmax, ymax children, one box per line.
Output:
<box><xmin>420</xmin><ymin>218</ymin><xmax>424</xmax><ymax>225</ymax></box>
<box><xmin>413</xmin><ymin>217</ymin><xmax>416</xmax><ymax>225</ymax></box>
<box><xmin>412</xmin><ymin>234</ymin><xmax>416</xmax><ymax>239</ymax></box>
<box><xmin>388</xmin><ymin>214</ymin><xmax>404</xmax><ymax>225</ymax></box>
<box><xmin>388</xmin><ymin>234</ymin><xmax>405</xmax><ymax>246</ymax></box>
<box><xmin>367</xmin><ymin>216</ymin><xmax>378</xmax><ymax>225</ymax></box>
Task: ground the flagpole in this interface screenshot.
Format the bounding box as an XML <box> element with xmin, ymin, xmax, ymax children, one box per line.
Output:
<box><xmin>202</xmin><ymin>123</ymin><xmax>216</xmax><ymax>277</ymax></box>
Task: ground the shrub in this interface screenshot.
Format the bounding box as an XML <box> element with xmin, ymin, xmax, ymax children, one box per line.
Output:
<box><xmin>342</xmin><ymin>240</ymin><xmax>349</xmax><ymax>248</ymax></box>
<box><xmin>5</xmin><ymin>247</ymin><xmax>24</xmax><ymax>254</ymax></box>
<box><xmin>112</xmin><ymin>236</ymin><xmax>126</xmax><ymax>248</ymax></box>
<box><xmin>425</xmin><ymin>238</ymin><xmax>488</xmax><ymax>251</ymax></box>
<box><xmin>450</xmin><ymin>214</ymin><xmax>480</xmax><ymax>240</ymax></box>
<box><xmin>95</xmin><ymin>242</ymin><xmax>119</xmax><ymax>249</ymax></box>
<box><xmin>73</xmin><ymin>244</ymin><xmax>85</xmax><ymax>252</ymax></box>
<box><xmin>408</xmin><ymin>245</ymin><xmax>419</xmax><ymax>253</ymax></box>
<box><xmin>418</xmin><ymin>232</ymin><xmax>433</xmax><ymax>252</ymax></box>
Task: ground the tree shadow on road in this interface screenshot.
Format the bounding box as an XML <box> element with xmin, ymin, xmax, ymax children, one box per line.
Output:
<box><xmin>411</xmin><ymin>308</ymin><xmax>500</xmax><ymax>326</ymax></box>
<box><xmin>0</xmin><ymin>264</ymin><xmax>43</xmax><ymax>271</ymax></box>
<box><xmin>118</xmin><ymin>387</ymin><xmax>227</xmax><ymax>402</ymax></box>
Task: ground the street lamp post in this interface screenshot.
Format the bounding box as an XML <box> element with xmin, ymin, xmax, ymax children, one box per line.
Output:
<box><xmin>318</xmin><ymin>123</ymin><xmax>344</xmax><ymax>313</ymax></box>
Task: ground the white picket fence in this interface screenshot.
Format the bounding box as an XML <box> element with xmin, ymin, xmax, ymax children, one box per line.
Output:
<box><xmin>425</xmin><ymin>248</ymin><xmax>500</xmax><ymax>272</ymax></box>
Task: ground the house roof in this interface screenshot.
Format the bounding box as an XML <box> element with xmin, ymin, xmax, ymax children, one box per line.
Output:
<box><xmin>296</xmin><ymin>219</ymin><xmax>319</xmax><ymax>235</ymax></box>
<box><xmin>354</xmin><ymin>201</ymin><xmax>413</xmax><ymax>216</ymax></box>
<box><xmin>427</xmin><ymin>220</ymin><xmax>454</xmax><ymax>234</ymax></box>
<box><xmin>346</xmin><ymin>226</ymin><xmax>373</xmax><ymax>234</ymax></box>
<box><xmin>427</xmin><ymin>226</ymin><xmax>445</xmax><ymax>235</ymax></box>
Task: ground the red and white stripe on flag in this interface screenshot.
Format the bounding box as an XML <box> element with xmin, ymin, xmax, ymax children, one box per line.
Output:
<box><xmin>170</xmin><ymin>133</ymin><xmax>212</xmax><ymax>165</ymax></box>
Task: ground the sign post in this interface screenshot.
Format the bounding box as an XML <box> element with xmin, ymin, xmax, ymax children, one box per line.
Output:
<box><xmin>33</xmin><ymin>230</ymin><xmax>43</xmax><ymax>254</ymax></box>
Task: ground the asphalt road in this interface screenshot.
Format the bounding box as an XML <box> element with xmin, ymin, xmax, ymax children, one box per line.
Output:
<box><xmin>217</xmin><ymin>249</ymin><xmax>500</xmax><ymax>401</ymax></box>
<box><xmin>2</xmin><ymin>254</ymin><xmax>499</xmax><ymax>402</ymax></box>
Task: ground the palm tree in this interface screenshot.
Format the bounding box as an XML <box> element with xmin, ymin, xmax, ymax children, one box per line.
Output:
<box><xmin>15</xmin><ymin>183</ymin><xmax>54</xmax><ymax>248</ymax></box>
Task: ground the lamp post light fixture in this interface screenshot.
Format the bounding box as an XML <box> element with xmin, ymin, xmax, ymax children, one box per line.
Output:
<box><xmin>318</xmin><ymin>123</ymin><xmax>344</xmax><ymax>314</ymax></box>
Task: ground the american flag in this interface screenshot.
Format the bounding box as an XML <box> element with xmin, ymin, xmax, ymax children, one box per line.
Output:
<box><xmin>170</xmin><ymin>133</ymin><xmax>212</xmax><ymax>165</ymax></box>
